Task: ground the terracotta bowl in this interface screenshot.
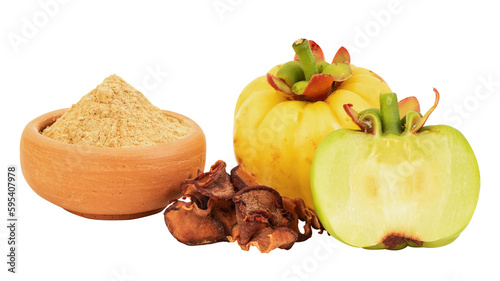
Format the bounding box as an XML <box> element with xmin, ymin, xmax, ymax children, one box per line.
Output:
<box><xmin>20</xmin><ymin>108</ymin><xmax>206</xmax><ymax>220</ymax></box>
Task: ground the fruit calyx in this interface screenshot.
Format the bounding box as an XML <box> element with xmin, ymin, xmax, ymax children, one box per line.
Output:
<box><xmin>266</xmin><ymin>39</ymin><xmax>352</xmax><ymax>102</ymax></box>
<box><xmin>344</xmin><ymin>89</ymin><xmax>439</xmax><ymax>135</ymax></box>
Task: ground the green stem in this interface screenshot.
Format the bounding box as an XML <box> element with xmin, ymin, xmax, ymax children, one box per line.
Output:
<box><xmin>380</xmin><ymin>93</ymin><xmax>402</xmax><ymax>135</ymax></box>
<box><xmin>292</xmin><ymin>39</ymin><xmax>318</xmax><ymax>81</ymax></box>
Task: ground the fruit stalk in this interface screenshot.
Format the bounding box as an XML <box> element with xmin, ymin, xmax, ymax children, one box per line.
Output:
<box><xmin>380</xmin><ymin>93</ymin><xmax>402</xmax><ymax>135</ymax></box>
<box><xmin>292</xmin><ymin>39</ymin><xmax>318</xmax><ymax>81</ymax></box>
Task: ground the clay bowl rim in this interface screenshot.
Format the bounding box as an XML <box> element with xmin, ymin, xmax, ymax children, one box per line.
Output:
<box><xmin>23</xmin><ymin>108</ymin><xmax>205</xmax><ymax>157</ymax></box>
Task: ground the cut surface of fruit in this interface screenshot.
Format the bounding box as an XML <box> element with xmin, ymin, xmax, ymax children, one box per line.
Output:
<box><xmin>311</xmin><ymin>126</ymin><xmax>480</xmax><ymax>249</ymax></box>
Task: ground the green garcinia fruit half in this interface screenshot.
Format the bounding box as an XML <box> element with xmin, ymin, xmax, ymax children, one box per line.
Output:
<box><xmin>311</xmin><ymin>90</ymin><xmax>480</xmax><ymax>249</ymax></box>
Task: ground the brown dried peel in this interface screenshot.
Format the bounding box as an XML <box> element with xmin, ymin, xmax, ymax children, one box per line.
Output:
<box><xmin>164</xmin><ymin>161</ymin><xmax>236</xmax><ymax>245</ymax></box>
<box><xmin>231</xmin><ymin>186</ymin><xmax>297</xmax><ymax>251</ymax></box>
<box><xmin>164</xmin><ymin>161</ymin><xmax>323</xmax><ymax>253</ymax></box>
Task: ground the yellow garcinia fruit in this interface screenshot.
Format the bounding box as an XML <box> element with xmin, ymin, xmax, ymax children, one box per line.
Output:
<box><xmin>233</xmin><ymin>39</ymin><xmax>392</xmax><ymax>210</ymax></box>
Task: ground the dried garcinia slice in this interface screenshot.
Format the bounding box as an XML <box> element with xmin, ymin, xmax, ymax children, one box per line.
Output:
<box><xmin>164</xmin><ymin>199</ymin><xmax>235</xmax><ymax>245</ymax></box>
<box><xmin>164</xmin><ymin>161</ymin><xmax>324</xmax><ymax>253</ymax></box>
<box><xmin>164</xmin><ymin>161</ymin><xmax>236</xmax><ymax>245</ymax></box>
<box><xmin>230</xmin><ymin>186</ymin><xmax>298</xmax><ymax>252</ymax></box>
<box><xmin>181</xmin><ymin>160</ymin><xmax>235</xmax><ymax>207</ymax></box>
<box><xmin>229</xmin><ymin>165</ymin><xmax>259</xmax><ymax>190</ymax></box>
<box><xmin>282</xmin><ymin>197</ymin><xmax>323</xmax><ymax>242</ymax></box>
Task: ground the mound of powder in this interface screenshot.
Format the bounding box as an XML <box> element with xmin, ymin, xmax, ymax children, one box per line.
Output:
<box><xmin>42</xmin><ymin>74</ymin><xmax>190</xmax><ymax>147</ymax></box>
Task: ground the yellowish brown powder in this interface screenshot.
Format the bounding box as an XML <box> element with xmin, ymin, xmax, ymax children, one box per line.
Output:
<box><xmin>42</xmin><ymin>74</ymin><xmax>190</xmax><ymax>147</ymax></box>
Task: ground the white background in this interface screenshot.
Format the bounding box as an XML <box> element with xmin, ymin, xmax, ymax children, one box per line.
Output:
<box><xmin>1</xmin><ymin>1</ymin><xmax>499</xmax><ymax>280</ymax></box>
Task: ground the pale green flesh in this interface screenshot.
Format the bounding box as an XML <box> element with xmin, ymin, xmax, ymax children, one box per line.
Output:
<box><xmin>311</xmin><ymin>125</ymin><xmax>480</xmax><ymax>248</ymax></box>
